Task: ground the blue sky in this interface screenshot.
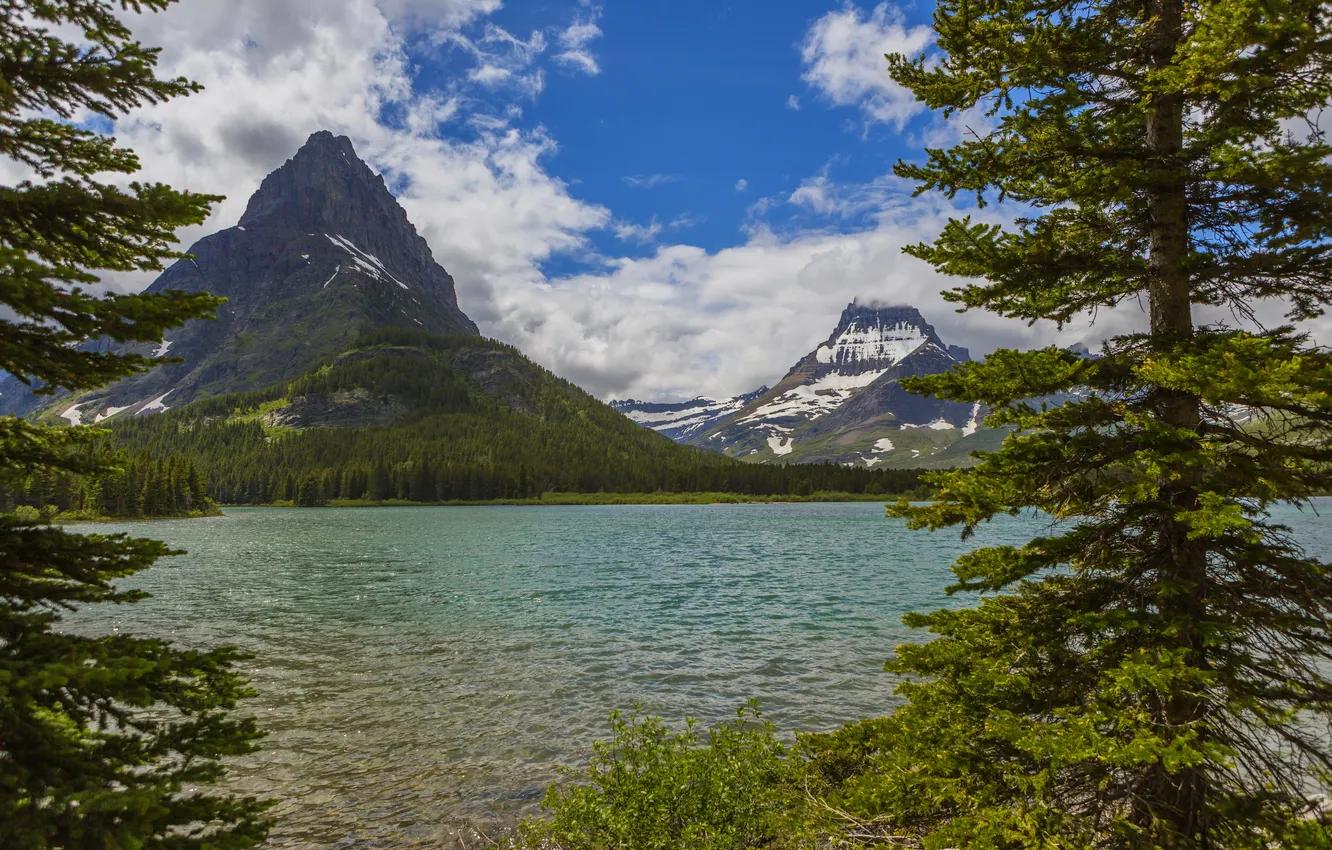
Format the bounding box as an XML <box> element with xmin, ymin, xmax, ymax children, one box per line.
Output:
<box><xmin>420</xmin><ymin>0</ymin><xmax>935</xmax><ymax>270</ymax></box>
<box><xmin>105</xmin><ymin>0</ymin><xmax>1101</xmax><ymax>401</ymax></box>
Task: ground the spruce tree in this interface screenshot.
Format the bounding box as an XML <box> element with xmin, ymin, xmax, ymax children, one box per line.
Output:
<box><xmin>837</xmin><ymin>0</ymin><xmax>1332</xmax><ymax>847</ymax></box>
<box><xmin>1</xmin><ymin>1</ymin><xmax>269</xmax><ymax>846</ymax></box>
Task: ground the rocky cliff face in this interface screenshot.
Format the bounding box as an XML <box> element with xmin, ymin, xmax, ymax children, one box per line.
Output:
<box><xmin>5</xmin><ymin>131</ymin><xmax>477</xmax><ymax>423</ymax></box>
<box><xmin>620</xmin><ymin>302</ymin><xmax>998</xmax><ymax>468</ymax></box>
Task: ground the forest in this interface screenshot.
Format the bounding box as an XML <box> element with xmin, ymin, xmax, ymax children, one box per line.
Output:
<box><xmin>0</xmin><ymin>450</ymin><xmax>214</xmax><ymax>520</ymax></box>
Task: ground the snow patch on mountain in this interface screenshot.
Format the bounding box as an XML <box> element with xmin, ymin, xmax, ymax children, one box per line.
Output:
<box><xmin>741</xmin><ymin>369</ymin><xmax>887</xmax><ymax>424</ymax></box>
<box><xmin>815</xmin><ymin>321</ymin><xmax>928</xmax><ymax>367</ymax></box>
<box><xmin>94</xmin><ymin>404</ymin><xmax>132</xmax><ymax>423</ymax></box>
<box><xmin>153</xmin><ymin>340</ymin><xmax>173</xmax><ymax>358</ymax></box>
<box><xmin>902</xmin><ymin>420</ymin><xmax>957</xmax><ymax>431</ymax></box>
<box><xmin>326</xmin><ymin>234</ymin><xmax>408</xmax><ymax>290</ymax></box>
<box><xmin>962</xmin><ymin>402</ymin><xmax>982</xmax><ymax>436</ymax></box>
<box><xmin>612</xmin><ymin>388</ymin><xmax>768</xmax><ymax>441</ymax></box>
<box><xmin>137</xmin><ymin>390</ymin><xmax>173</xmax><ymax>415</ymax></box>
<box><xmin>767</xmin><ymin>435</ymin><xmax>794</xmax><ymax>456</ymax></box>
<box><xmin>60</xmin><ymin>402</ymin><xmax>86</xmax><ymax>426</ymax></box>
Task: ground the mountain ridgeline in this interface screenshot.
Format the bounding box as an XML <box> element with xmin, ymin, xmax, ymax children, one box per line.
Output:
<box><xmin>616</xmin><ymin>302</ymin><xmax>1002</xmax><ymax>468</ymax></box>
<box><xmin>3</xmin><ymin>132</ymin><xmax>927</xmax><ymax>504</ymax></box>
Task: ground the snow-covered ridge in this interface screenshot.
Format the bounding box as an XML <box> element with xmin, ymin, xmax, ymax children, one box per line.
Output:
<box><xmin>816</xmin><ymin>320</ymin><xmax>928</xmax><ymax>367</ymax></box>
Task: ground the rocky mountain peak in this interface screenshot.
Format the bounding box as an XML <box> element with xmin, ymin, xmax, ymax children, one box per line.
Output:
<box><xmin>240</xmin><ymin>131</ymin><xmax>395</xmax><ymax>232</ymax></box>
<box><xmin>813</xmin><ymin>301</ymin><xmax>949</xmax><ymax>371</ymax></box>
<box><xmin>230</xmin><ymin>130</ymin><xmax>470</xmax><ymax>317</ymax></box>
<box><xmin>0</xmin><ymin>130</ymin><xmax>480</xmax><ymax>420</ymax></box>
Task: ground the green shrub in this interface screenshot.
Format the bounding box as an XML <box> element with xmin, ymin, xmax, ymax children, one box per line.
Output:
<box><xmin>10</xmin><ymin>505</ymin><xmax>40</xmax><ymax>523</ymax></box>
<box><xmin>519</xmin><ymin>702</ymin><xmax>794</xmax><ymax>850</ymax></box>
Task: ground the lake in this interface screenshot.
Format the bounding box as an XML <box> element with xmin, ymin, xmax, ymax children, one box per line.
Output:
<box><xmin>70</xmin><ymin>501</ymin><xmax>1332</xmax><ymax>848</ymax></box>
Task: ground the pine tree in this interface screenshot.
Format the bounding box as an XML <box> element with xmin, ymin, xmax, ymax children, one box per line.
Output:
<box><xmin>830</xmin><ymin>0</ymin><xmax>1332</xmax><ymax>847</ymax></box>
<box><xmin>0</xmin><ymin>1</ymin><xmax>270</xmax><ymax>845</ymax></box>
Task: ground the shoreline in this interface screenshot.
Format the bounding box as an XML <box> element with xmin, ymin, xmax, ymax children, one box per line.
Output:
<box><xmin>234</xmin><ymin>491</ymin><xmax>909</xmax><ymax>509</ymax></box>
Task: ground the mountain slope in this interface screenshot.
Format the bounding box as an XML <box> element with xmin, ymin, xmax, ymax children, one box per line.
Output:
<box><xmin>107</xmin><ymin>329</ymin><xmax>925</xmax><ymax>502</ymax></box>
<box><xmin>4</xmin><ymin>131</ymin><xmax>477</xmax><ymax>422</ymax></box>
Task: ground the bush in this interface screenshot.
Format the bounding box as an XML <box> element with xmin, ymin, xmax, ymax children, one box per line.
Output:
<box><xmin>519</xmin><ymin>702</ymin><xmax>794</xmax><ymax>850</ymax></box>
<box><xmin>10</xmin><ymin>505</ymin><xmax>40</xmax><ymax>523</ymax></box>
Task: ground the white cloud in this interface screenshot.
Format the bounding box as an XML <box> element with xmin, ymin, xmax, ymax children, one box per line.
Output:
<box><xmin>613</xmin><ymin>220</ymin><xmax>664</xmax><ymax>244</ymax></box>
<box><xmin>786</xmin><ymin>94</ymin><xmax>801</xmax><ymax>111</ymax></box>
<box><xmin>488</xmin><ymin>198</ymin><xmax>1082</xmax><ymax>401</ymax></box>
<box><xmin>555</xmin><ymin>15</ymin><xmax>603</xmax><ymax>75</ymax></box>
<box><xmin>787</xmin><ymin>169</ymin><xmax>909</xmax><ymax>219</ymax></box>
<box><xmin>800</xmin><ymin>3</ymin><xmax>932</xmax><ymax>127</ymax></box>
<box><xmin>440</xmin><ymin>24</ymin><xmax>548</xmax><ymax>97</ymax></box>
<box><xmin>377</xmin><ymin>0</ymin><xmax>501</xmax><ymax>27</ymax></box>
<box><xmin>555</xmin><ymin>50</ymin><xmax>600</xmax><ymax>75</ymax></box>
<box><xmin>612</xmin><ymin>214</ymin><xmax>703</xmax><ymax>245</ymax></box>
<box><xmin>735</xmin><ymin>179</ymin><xmax>749</xmax><ymax>192</ymax></box>
<box><xmin>622</xmin><ymin>173</ymin><xmax>678</xmax><ymax>189</ymax></box>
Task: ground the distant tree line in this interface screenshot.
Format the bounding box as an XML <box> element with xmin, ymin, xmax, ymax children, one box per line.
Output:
<box><xmin>0</xmin><ymin>450</ymin><xmax>214</xmax><ymax>519</ymax></box>
<box><xmin>107</xmin><ymin>415</ymin><xmax>928</xmax><ymax>507</ymax></box>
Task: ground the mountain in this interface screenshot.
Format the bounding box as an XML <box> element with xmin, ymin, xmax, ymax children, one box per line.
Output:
<box><xmin>627</xmin><ymin>302</ymin><xmax>998</xmax><ymax>468</ymax></box>
<box><xmin>611</xmin><ymin>387</ymin><xmax>769</xmax><ymax>442</ymax></box>
<box><xmin>3</xmin><ymin>131</ymin><xmax>477</xmax><ymax>423</ymax></box>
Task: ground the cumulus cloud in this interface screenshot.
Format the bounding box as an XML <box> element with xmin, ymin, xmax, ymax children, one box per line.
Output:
<box><xmin>735</xmin><ymin>179</ymin><xmax>749</xmax><ymax>192</ymax></box>
<box><xmin>377</xmin><ymin>0</ymin><xmax>501</xmax><ymax>26</ymax></box>
<box><xmin>800</xmin><ymin>3</ymin><xmax>932</xmax><ymax>127</ymax></box>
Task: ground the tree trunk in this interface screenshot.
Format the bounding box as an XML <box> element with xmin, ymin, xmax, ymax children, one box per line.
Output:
<box><xmin>1142</xmin><ymin>0</ymin><xmax>1209</xmax><ymax>844</ymax></box>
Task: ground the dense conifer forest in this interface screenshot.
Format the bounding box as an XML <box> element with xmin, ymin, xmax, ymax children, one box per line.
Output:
<box><xmin>0</xmin><ymin>450</ymin><xmax>214</xmax><ymax>520</ymax></box>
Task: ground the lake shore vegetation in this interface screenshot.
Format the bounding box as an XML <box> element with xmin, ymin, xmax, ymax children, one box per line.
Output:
<box><xmin>0</xmin><ymin>1</ymin><xmax>269</xmax><ymax>846</ymax></box>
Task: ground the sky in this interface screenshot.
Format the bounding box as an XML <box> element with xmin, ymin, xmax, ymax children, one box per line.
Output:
<box><xmin>78</xmin><ymin>0</ymin><xmax>1146</xmax><ymax>401</ymax></box>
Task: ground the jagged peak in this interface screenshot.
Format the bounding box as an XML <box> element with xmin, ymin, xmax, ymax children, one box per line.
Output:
<box><xmin>238</xmin><ymin>130</ymin><xmax>402</xmax><ymax>233</ymax></box>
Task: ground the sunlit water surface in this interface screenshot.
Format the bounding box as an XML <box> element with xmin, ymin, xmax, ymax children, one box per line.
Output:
<box><xmin>71</xmin><ymin>502</ymin><xmax>1332</xmax><ymax>848</ymax></box>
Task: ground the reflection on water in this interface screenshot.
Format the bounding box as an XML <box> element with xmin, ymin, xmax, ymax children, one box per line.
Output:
<box><xmin>69</xmin><ymin>502</ymin><xmax>1332</xmax><ymax>848</ymax></box>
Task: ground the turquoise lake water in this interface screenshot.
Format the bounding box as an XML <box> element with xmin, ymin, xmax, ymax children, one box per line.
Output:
<box><xmin>71</xmin><ymin>502</ymin><xmax>1332</xmax><ymax>848</ymax></box>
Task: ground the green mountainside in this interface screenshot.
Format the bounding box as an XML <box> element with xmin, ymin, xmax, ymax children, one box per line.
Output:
<box><xmin>102</xmin><ymin>329</ymin><xmax>927</xmax><ymax>505</ymax></box>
